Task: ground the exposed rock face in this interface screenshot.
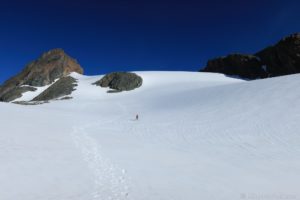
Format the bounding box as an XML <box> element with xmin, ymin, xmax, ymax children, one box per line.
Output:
<box><xmin>255</xmin><ymin>33</ymin><xmax>300</xmax><ymax>77</ymax></box>
<box><xmin>0</xmin><ymin>49</ymin><xmax>83</xmax><ymax>102</ymax></box>
<box><xmin>32</xmin><ymin>76</ymin><xmax>77</xmax><ymax>101</ymax></box>
<box><xmin>203</xmin><ymin>54</ymin><xmax>267</xmax><ymax>79</ymax></box>
<box><xmin>201</xmin><ymin>33</ymin><xmax>300</xmax><ymax>79</ymax></box>
<box><xmin>94</xmin><ymin>72</ymin><xmax>143</xmax><ymax>92</ymax></box>
<box><xmin>13</xmin><ymin>101</ymin><xmax>47</xmax><ymax>106</ymax></box>
<box><xmin>0</xmin><ymin>86</ymin><xmax>37</xmax><ymax>102</ymax></box>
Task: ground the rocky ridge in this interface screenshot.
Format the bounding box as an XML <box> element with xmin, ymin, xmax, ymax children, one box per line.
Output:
<box><xmin>32</xmin><ymin>76</ymin><xmax>77</xmax><ymax>101</ymax></box>
<box><xmin>201</xmin><ymin>33</ymin><xmax>300</xmax><ymax>79</ymax></box>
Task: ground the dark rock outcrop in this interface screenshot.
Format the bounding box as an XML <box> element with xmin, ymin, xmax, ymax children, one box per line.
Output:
<box><xmin>32</xmin><ymin>76</ymin><xmax>77</xmax><ymax>101</ymax></box>
<box><xmin>94</xmin><ymin>72</ymin><xmax>143</xmax><ymax>92</ymax></box>
<box><xmin>13</xmin><ymin>101</ymin><xmax>48</xmax><ymax>106</ymax></box>
<box><xmin>0</xmin><ymin>86</ymin><xmax>37</xmax><ymax>102</ymax></box>
<box><xmin>0</xmin><ymin>49</ymin><xmax>83</xmax><ymax>102</ymax></box>
<box><xmin>201</xmin><ymin>33</ymin><xmax>300</xmax><ymax>79</ymax></box>
<box><xmin>203</xmin><ymin>54</ymin><xmax>267</xmax><ymax>79</ymax></box>
<box><xmin>255</xmin><ymin>33</ymin><xmax>300</xmax><ymax>77</ymax></box>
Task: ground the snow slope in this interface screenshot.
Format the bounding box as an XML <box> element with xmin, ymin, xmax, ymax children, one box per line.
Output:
<box><xmin>0</xmin><ymin>71</ymin><xmax>300</xmax><ymax>200</ymax></box>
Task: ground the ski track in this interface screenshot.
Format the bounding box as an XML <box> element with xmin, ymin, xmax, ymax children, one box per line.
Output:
<box><xmin>71</xmin><ymin>122</ymin><xmax>130</xmax><ymax>200</ymax></box>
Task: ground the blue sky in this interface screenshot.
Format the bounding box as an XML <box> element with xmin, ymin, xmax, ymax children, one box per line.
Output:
<box><xmin>0</xmin><ymin>0</ymin><xmax>300</xmax><ymax>83</ymax></box>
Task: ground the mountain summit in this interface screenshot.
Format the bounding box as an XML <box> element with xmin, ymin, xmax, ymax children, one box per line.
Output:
<box><xmin>0</xmin><ymin>49</ymin><xmax>83</xmax><ymax>102</ymax></box>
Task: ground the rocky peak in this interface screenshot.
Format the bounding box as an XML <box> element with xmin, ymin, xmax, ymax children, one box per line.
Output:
<box><xmin>0</xmin><ymin>49</ymin><xmax>83</xmax><ymax>102</ymax></box>
<box><xmin>21</xmin><ymin>48</ymin><xmax>83</xmax><ymax>86</ymax></box>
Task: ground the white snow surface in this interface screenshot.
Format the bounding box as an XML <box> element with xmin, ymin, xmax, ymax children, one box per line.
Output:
<box><xmin>1</xmin><ymin>71</ymin><xmax>300</xmax><ymax>200</ymax></box>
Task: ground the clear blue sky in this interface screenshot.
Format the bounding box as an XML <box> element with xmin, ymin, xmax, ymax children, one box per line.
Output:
<box><xmin>1</xmin><ymin>0</ymin><xmax>300</xmax><ymax>83</ymax></box>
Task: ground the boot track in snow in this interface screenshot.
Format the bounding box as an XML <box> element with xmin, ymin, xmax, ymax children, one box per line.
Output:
<box><xmin>71</xmin><ymin>123</ymin><xmax>130</xmax><ymax>200</ymax></box>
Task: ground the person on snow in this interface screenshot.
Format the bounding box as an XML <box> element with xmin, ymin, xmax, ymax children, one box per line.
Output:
<box><xmin>136</xmin><ymin>114</ymin><xmax>139</xmax><ymax>121</ymax></box>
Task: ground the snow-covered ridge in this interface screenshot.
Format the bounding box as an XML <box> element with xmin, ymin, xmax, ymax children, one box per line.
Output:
<box><xmin>1</xmin><ymin>71</ymin><xmax>299</xmax><ymax>200</ymax></box>
<box><xmin>12</xmin><ymin>71</ymin><xmax>243</xmax><ymax>102</ymax></box>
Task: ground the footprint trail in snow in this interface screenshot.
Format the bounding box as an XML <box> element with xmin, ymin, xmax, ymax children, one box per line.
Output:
<box><xmin>71</xmin><ymin>123</ymin><xmax>130</xmax><ymax>200</ymax></box>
